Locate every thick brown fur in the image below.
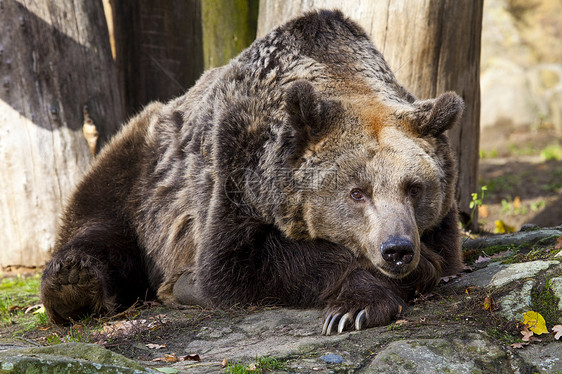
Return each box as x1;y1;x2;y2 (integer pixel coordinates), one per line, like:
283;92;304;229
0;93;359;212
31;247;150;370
41;9;464;330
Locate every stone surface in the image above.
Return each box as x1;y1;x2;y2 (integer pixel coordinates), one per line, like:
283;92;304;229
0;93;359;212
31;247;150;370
1;229;561;373
480;0;562;136
498;280;534;321
0;343;158;373
362;335;523;374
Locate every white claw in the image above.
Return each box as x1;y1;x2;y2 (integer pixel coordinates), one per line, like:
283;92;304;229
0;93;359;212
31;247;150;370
337;312;352;333
322;313;332;335
326;313;341;336
355;309;367;330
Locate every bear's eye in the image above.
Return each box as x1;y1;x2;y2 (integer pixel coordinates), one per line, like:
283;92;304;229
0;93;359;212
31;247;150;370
407;184;422;199
350;188;366;201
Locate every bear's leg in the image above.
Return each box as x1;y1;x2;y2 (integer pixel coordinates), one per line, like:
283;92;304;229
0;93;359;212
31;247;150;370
41;226;150;324
196;224;408;333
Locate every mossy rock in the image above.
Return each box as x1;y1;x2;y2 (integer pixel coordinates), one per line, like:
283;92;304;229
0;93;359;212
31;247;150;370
0;342;157;374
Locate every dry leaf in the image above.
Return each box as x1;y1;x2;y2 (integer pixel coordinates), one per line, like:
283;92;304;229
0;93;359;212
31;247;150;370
475;256;491;264
465;286;477;295
510;342;529;349
521;326;534;342
248;363;257;371
395;319;409;325
221;358;228;367
553;325;562;340
555;236;562;250
146;343;166;349
483;296;492;310
494;220;515;234
179;354;200;362
513;196;521;209
523;311;549;335
152;353;179;363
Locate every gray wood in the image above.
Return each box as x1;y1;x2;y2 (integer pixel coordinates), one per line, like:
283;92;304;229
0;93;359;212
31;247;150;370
0;0;123;267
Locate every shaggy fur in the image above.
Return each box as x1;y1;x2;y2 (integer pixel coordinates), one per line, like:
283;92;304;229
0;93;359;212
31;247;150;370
41;9;464;330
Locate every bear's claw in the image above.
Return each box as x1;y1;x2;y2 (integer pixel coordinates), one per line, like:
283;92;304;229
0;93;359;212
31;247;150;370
322;309;367;335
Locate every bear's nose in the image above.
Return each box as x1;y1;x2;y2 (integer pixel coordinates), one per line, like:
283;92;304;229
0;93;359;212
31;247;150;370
380;237;414;266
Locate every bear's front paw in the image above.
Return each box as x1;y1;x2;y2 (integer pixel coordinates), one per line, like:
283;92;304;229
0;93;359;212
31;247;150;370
322;300;403;335
321;270;406;335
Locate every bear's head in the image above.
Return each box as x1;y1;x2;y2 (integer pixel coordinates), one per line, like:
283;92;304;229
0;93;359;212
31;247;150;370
279;80;463;279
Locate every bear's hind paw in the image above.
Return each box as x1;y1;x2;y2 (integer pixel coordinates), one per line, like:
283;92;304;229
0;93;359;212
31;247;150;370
41;253;110;324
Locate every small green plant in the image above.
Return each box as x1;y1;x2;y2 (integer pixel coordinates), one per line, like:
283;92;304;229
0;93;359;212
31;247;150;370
540;144;562;161
530;200;546;212
468;185;487;226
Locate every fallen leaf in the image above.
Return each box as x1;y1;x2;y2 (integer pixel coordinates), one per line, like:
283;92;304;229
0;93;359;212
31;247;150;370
179;354;201;362
523;311;549;335
553;325;562;340
248;363;257;371
221;358;228;367
25;304;44;314
494;220;515;234
521;326;534;342
491;250;512;259
465;286;477;295
152;353;179;363
510;342;529;349
146;343;166;349
155;368;178;374
555;236;562;250
513;196;521;209
483;296;492;310
395;319;409;325
475;256;491;264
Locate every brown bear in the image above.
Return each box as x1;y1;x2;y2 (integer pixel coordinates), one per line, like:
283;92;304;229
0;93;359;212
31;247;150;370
41;9;464;335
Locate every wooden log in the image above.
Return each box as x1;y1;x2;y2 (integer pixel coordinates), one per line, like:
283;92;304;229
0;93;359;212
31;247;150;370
0;0;123;267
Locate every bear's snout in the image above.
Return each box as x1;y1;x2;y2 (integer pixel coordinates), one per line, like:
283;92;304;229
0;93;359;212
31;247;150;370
380;236;414;266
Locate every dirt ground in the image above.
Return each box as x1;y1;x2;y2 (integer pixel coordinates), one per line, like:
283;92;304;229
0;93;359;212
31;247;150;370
477;124;562;233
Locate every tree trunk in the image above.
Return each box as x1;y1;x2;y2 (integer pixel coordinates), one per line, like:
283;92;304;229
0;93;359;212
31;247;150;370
107;0;258;118
0;0;123;267
107;0;205;117
201;0;259;69
258;0;483;230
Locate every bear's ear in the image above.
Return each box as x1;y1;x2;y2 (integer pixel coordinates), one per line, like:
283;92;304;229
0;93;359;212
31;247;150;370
406;92;464;137
284;80;323;165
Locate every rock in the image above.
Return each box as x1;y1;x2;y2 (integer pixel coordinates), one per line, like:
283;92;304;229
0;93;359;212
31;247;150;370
516;343;562;373
320;354;345;364
462;227;562;251
480;59;538;130
489;260;559;288
361;335;527;374
498;280;534;321
0;343;158;373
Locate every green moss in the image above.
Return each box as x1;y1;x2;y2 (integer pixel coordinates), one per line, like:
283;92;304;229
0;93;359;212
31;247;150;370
530;279;561;326
201;0;259;69
226;356;288;373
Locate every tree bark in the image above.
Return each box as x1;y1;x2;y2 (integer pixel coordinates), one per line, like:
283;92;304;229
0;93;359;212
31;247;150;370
107;0;258;118
0;0;123;267
201;0;259;69
258;0;483;230
107;0;204;117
